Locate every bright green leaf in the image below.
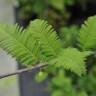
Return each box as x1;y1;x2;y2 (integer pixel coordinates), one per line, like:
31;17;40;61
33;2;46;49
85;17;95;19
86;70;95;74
78;16;96;50
52;48;92;76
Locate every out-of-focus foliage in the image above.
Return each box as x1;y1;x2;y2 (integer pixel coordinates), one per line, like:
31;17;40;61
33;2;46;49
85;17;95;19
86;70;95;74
49;70;76;96
16;0;88;29
17;0;75;19
78;64;96;96
17;0;47;19
59;25;79;47
0;15;96;96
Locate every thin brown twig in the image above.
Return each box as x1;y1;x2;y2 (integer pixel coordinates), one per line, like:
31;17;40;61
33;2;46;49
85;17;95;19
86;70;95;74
0;63;47;79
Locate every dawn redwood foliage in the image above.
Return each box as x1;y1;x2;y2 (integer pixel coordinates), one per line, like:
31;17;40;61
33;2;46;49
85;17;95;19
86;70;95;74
0;16;96;96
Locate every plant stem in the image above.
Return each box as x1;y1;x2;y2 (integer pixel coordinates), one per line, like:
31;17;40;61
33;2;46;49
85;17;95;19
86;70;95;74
0;63;47;79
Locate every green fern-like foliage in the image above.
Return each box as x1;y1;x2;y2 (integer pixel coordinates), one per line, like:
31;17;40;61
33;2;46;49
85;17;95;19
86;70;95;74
0;16;96;96
0;19;92;76
0;24;42;66
27;19;62;60
78;16;96;50
50;48;91;76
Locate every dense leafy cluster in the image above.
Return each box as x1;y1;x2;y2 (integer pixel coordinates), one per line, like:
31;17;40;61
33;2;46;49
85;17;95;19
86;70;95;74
59;25;79;47
17;0;76;18
0;15;96;95
17;0;88;29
